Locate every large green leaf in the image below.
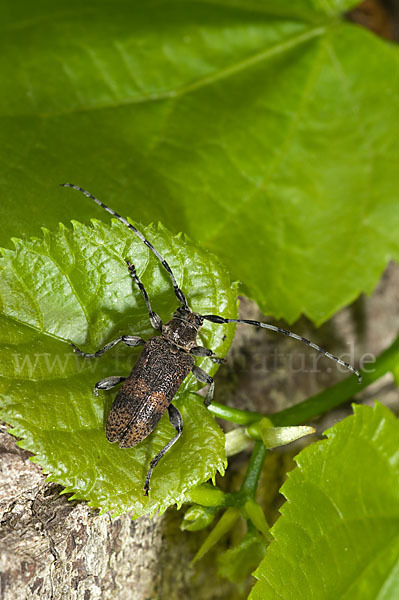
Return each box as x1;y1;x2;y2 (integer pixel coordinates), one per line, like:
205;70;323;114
0;219;237;517
1;1;398;324
250;403;399;599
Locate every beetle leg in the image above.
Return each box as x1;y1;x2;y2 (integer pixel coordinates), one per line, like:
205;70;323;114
190;346;226;364
192;366;214;407
93;375;127;397
144;403;183;496
71;335;145;358
126;260;163;331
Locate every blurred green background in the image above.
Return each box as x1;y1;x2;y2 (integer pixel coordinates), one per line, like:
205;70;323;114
1;0;398;323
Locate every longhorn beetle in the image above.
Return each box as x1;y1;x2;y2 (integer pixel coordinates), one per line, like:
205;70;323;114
61;184;361;496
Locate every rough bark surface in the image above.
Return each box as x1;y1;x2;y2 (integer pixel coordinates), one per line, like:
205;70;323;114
0;263;398;600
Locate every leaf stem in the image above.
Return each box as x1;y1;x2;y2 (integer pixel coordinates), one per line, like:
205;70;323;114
240;440;268;499
208;402;262;424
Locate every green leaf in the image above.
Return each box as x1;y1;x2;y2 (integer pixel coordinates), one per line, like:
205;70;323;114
0;219;237;517
250;403;399;600
243;498;271;540
183;482;229;508
392;361;399;389
191;506;241;564
218;528;268;584
247;417;316;447
180;504;218;531
1;1;398;324
225;426;253;456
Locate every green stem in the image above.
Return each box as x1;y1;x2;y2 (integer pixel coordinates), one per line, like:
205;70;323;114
207;402;262;424
240;440;268;499
270;336;399;426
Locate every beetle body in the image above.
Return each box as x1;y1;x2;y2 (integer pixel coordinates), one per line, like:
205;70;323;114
106;314;198;447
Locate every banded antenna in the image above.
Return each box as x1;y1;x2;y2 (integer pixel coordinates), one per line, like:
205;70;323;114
201;314;362;382
60;183;188;309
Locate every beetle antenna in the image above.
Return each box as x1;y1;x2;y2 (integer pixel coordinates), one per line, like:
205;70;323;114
201;314;362;382
60;183;188;309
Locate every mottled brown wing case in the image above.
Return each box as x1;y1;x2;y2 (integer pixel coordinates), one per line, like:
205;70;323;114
106;336;194;447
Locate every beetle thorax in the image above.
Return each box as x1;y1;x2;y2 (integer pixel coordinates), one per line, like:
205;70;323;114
161;309;203;351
